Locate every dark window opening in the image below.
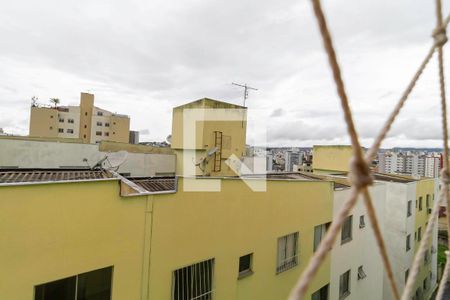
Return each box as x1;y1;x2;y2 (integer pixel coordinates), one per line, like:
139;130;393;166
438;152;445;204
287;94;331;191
238;253;253;278
34;266;112;300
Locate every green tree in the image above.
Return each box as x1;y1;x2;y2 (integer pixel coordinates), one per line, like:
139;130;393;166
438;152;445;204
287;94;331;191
50;98;60;108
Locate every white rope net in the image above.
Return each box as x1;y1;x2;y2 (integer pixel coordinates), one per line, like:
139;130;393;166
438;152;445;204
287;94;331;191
288;1;450;299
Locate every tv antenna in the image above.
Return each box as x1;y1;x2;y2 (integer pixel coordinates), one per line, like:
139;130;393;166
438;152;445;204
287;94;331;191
232;82;258;106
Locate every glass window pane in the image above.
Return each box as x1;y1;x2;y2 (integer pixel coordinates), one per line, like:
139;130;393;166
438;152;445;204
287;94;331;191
35;276;76;300
77;267;113;300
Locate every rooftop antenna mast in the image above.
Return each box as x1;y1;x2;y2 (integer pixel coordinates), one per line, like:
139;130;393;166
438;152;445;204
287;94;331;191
232;82;258;107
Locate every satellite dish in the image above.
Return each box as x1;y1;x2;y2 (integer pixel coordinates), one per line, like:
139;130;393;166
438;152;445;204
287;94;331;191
166;134;172;144
104;151;128;169
192;147;220;174
207;147;219;157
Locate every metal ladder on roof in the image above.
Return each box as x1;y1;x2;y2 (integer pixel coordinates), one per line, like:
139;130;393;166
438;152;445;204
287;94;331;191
213;131;222;172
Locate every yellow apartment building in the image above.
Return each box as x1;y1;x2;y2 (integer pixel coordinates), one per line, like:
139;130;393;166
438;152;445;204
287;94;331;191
29;93;130;144
171;98;247;177
0;171;334;300
1;98;335;300
312;145;354;174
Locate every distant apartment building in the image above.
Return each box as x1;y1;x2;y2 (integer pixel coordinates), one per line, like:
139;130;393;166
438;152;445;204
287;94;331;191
29;93;130;144
284;151;300;172
378;151;441;178
128;130;140;144
312;146;438;300
425;155;441;178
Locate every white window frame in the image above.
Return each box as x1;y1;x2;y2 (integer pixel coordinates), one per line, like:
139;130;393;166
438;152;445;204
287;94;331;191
276;232;299;274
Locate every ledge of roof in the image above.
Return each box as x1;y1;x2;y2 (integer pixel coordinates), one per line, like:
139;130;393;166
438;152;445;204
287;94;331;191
99;140;174;155
114;172;177;196
173;98;246;110
0;135;84;144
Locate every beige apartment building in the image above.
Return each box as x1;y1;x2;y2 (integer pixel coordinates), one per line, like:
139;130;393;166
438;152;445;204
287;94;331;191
29;93;130;144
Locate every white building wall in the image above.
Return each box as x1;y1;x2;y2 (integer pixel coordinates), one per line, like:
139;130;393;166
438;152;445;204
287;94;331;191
0;139;175;177
330;184;385;300
382;182;416;300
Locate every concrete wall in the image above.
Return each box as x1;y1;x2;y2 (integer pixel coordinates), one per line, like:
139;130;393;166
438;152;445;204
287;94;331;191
0;138;175;177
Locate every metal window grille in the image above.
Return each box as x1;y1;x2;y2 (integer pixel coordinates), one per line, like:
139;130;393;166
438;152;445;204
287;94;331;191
276;232;299;273
172;258;214;300
238;253;252;274
357;266;367;280
359;215;365;229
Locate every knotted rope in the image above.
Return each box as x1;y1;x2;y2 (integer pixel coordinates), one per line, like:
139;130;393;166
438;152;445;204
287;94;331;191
289;1;399;299
289;0;450;299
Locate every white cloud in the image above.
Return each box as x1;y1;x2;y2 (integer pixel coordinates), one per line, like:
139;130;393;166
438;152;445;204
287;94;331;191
0;0;448;147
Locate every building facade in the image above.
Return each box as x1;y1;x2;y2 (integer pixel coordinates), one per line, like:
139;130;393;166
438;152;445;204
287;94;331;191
2;98;440;300
29;93;130;144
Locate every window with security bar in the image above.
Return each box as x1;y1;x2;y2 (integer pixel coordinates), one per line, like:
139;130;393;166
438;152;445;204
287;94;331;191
172;258;214;300
276;232;299;274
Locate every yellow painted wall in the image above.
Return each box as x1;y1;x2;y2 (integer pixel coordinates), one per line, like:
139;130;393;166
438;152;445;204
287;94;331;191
0;175;333;300
171;98;247;176
79;92;94;143
29;107;58;138
312;145;354;174
110;115;130;143
413;178;435;298
0;180;148;300
146;177;332;300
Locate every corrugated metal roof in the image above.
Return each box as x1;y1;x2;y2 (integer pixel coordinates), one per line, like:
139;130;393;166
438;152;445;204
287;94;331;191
129;177;176;192
0;169;113;184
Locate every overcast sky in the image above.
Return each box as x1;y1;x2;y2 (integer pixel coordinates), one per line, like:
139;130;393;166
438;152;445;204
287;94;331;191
0;0;449;148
